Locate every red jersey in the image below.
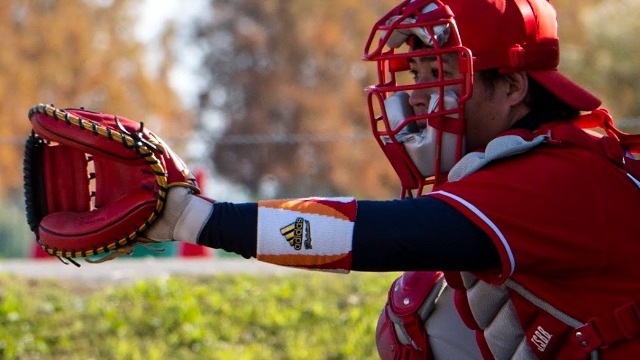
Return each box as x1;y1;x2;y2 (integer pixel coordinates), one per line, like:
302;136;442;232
429;121;640;358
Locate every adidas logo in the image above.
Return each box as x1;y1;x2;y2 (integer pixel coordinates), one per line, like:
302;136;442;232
280;217;312;250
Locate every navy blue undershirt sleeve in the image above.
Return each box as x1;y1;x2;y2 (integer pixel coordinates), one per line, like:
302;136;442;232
198;202;258;259
351;197;501;271
198;196;500;271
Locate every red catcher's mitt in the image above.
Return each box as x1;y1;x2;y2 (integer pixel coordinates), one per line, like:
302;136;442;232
23;104;199;265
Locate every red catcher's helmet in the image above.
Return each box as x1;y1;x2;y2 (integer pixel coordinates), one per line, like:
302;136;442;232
363;0;472;198
363;0;601;199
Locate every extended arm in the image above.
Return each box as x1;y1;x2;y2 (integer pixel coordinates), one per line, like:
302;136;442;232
198;196;500;272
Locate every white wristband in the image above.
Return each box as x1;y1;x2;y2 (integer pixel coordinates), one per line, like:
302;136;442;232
174;195;214;244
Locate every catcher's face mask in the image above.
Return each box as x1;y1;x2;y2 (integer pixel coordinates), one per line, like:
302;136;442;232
363;0;472;198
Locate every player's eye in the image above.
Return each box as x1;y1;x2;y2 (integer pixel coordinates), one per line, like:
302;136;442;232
409;69;420;82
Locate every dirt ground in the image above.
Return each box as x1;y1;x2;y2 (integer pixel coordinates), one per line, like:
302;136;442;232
0;257;302;284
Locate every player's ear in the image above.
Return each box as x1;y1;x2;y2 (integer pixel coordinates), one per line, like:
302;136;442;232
504;71;528;106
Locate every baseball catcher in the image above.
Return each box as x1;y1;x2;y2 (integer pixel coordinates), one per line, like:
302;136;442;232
23;104;200;266
22;0;640;358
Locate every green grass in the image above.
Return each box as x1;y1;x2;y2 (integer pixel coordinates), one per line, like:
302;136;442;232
0;271;401;360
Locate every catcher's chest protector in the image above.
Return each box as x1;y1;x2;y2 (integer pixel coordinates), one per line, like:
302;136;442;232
443;112;640;359
445;271;597;360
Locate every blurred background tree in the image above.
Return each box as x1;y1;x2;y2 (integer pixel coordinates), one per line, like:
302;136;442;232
194;0;398;199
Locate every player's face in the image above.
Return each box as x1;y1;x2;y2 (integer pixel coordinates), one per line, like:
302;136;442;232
407;53;517;152
407;53;458;128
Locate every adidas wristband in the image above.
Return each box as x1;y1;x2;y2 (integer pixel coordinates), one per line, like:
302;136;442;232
256;197;357;272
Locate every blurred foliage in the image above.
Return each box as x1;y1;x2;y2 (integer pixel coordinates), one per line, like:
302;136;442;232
555;0;640;129
0;271;400;359
194;0;400;199
0;0;190;200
